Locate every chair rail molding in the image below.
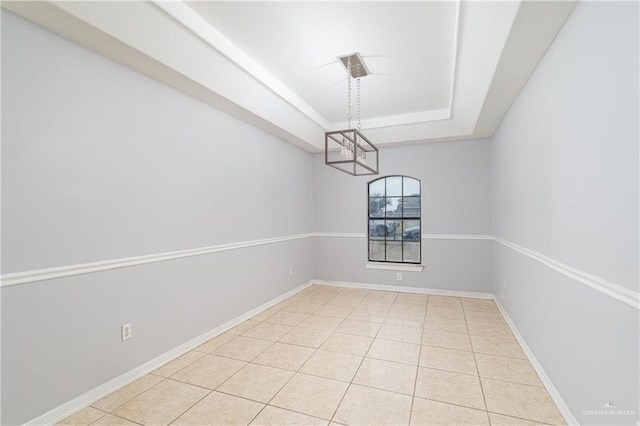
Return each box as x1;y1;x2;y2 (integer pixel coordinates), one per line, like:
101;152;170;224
493;237;639;310
2;233;637;312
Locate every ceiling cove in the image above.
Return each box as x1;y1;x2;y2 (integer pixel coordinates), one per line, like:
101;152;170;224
3;1;577;152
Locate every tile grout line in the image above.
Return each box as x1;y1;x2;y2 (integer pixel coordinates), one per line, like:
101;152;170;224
327;291;396;424
170;321;280;393
166;388;213;426
191;370;515;416
166;318;280;425
150;349;208;378
484;409;559;426
89;376;159;413
83;407;109;426
87;408;146;426
408;294;429;426
245;286;355;424
463;304;561;423
463;302;492;425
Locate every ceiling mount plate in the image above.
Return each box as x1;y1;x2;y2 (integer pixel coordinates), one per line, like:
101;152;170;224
338;52;369;78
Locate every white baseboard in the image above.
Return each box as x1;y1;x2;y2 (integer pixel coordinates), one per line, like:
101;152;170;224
494;298;578;425
26;279;576;426
311;279;494;299
26;281;313;426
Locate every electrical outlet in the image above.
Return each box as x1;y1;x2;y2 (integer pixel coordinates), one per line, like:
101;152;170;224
289;266;294;275
121;323;132;341
396;272;403;281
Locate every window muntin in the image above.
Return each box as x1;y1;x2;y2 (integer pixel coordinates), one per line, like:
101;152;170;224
368;176;421;264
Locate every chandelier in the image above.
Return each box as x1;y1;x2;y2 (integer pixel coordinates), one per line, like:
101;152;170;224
325;53;379;176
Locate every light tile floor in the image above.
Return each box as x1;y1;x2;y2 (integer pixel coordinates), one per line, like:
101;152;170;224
58;285;566;426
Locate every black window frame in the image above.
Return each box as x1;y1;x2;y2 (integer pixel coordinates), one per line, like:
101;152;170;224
367;175;421;264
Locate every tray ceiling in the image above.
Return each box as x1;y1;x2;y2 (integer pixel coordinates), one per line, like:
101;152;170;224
187;1;457;124
3;0;577;152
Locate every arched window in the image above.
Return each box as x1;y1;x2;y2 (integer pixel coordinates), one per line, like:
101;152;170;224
368;176;421;264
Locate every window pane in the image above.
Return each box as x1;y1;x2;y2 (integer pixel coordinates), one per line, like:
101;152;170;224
369;220;387;239
403;177;420;196
386;220;401;240
402;220;420;241
369;240;385;261
369;198;385;217
386;176;402;196
403;242;420;263
401;196;420;218
386;197;402;217
386;241;402;262
369;179;385;197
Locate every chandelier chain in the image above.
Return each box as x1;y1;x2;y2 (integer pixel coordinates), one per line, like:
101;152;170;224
357;77;362;130
347;58;352;130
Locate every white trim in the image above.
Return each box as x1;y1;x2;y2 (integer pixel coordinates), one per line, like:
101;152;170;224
3;232;637;311
494;298;578;425
365;262;424;272
332;108;451;131
152;1;331;130
311;232;366;238
0;233;488;288
25;281;313;426
311;232;494;240
156;2;461;133
422;234;494;240
1;233;312;288
448;0;461;113
311;279;494;299
494;237;640;310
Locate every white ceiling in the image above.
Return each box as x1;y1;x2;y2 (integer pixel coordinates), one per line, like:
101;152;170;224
186;1;457;124
4;0;577;152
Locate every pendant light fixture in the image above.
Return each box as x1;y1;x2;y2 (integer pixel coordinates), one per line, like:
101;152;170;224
325;52;379;176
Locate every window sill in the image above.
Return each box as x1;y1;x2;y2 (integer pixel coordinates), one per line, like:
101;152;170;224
365;262;424;272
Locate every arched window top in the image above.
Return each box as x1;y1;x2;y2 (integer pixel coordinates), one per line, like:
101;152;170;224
368;176;421;264
369;175;420;199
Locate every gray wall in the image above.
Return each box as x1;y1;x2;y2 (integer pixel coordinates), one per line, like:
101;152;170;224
491;1;639;424
1;11;314;424
313;140;493;293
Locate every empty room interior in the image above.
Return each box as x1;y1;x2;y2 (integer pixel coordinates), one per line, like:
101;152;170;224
1;1;638;425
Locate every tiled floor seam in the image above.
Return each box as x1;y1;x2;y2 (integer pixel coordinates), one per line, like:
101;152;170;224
416;365;478;377
249;288;352;424
90;377;169;414
468;333;517;341
248;404;330;426
463;302;490;424
327;298;388;424
413;395;489;414
92;412;145;426
198;388;268;408
408;294;429;426
166;388;213;426
206;340;277;364
485;410;558;426
471;349;529;360
84;408;109;426
413;395;488;421
162;376;221;393
480;376;546;389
